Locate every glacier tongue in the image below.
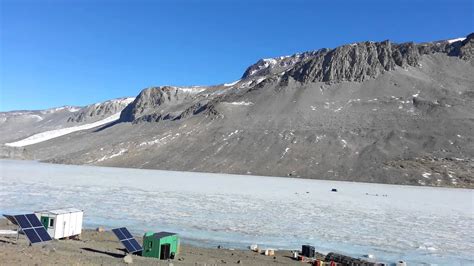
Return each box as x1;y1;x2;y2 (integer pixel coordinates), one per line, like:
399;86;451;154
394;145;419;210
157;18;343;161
5;113;121;147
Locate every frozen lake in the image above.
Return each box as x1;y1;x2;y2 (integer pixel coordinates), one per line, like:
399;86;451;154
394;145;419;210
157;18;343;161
0;160;472;265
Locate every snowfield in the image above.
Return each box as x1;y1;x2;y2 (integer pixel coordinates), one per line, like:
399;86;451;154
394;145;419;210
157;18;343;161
0;160;472;265
223;80;240;86
5;113;121;147
447;37;466;44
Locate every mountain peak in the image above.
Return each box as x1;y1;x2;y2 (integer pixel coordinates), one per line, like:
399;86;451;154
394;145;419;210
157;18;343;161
241;33;473;84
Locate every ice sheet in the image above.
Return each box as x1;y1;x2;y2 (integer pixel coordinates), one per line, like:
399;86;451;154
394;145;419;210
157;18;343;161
0;160;472;265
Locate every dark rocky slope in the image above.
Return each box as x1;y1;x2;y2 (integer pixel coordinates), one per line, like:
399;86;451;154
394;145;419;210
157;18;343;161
1;34;473;188
67;98;134;123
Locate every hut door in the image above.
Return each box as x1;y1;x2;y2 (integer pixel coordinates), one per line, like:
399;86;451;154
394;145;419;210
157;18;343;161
40;217;49;229
160;244;171;260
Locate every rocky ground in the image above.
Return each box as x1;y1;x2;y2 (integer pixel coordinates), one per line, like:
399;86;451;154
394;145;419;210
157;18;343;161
0;219;320;266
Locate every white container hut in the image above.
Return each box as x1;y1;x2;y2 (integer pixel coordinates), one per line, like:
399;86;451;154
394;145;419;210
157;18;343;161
34;208;83;239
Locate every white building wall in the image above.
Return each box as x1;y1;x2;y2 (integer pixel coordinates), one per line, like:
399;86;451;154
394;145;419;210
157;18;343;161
75;212;83;235
54;214;64;239
35;209;83;239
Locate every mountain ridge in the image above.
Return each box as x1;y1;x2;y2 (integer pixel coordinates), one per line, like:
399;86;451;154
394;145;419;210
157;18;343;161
1;33;473;188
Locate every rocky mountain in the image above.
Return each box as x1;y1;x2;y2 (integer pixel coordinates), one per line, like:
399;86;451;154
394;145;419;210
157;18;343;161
1;33;473;188
0;98;133;146
67;97;134;123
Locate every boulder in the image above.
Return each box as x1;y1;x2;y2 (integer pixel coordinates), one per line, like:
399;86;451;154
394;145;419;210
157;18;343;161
123;254;133;264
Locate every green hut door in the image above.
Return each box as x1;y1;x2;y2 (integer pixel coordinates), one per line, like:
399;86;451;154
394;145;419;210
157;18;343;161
160;244;171;259
40;217;49;229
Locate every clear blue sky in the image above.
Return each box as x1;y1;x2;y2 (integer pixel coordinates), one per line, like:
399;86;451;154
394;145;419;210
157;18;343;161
1;0;472;111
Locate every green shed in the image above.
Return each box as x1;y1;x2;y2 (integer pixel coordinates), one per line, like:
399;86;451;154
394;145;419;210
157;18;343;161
142;231;179;260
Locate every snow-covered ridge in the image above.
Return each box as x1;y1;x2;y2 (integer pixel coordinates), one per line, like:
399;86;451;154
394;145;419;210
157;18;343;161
224;80;241;87
176;87;206;94
447;37;466;44
243;52;312;79
152;86;207;94
94;97;135;106
5;112;122;147
41;106;81;114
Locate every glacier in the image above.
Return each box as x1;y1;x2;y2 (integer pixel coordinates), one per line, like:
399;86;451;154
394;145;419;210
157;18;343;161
4;113;122;147
0;159;472;265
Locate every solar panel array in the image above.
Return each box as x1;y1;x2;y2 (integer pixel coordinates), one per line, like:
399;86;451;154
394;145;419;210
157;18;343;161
3;214;18;226
112;227;143;254
13;214;52;244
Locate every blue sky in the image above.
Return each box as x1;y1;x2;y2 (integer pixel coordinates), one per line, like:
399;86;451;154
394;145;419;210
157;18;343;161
1;0;472;111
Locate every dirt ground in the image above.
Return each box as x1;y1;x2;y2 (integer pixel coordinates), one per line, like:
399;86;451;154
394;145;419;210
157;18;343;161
0;219;322;265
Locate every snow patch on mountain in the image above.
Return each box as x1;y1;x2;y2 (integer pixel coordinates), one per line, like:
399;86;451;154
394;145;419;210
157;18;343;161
226;101;254;106
5;113;121;147
176;87;206;94
40;106;81;114
224;80;240;87
28;115;44;121
97;148;128;162
447;37;466;44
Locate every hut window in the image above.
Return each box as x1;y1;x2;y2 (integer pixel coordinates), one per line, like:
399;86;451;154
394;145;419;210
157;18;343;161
49;218;54;227
149;242;152;248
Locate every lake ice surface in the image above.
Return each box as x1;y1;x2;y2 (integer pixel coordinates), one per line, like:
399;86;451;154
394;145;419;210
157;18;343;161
0;160;472;265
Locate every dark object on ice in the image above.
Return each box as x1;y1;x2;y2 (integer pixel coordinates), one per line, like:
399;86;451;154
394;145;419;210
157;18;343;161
302;245;315;258
331;188;338;192
325;252;374;265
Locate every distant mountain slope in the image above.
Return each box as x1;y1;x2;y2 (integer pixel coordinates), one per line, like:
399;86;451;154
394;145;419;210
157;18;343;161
0;98;134;145
1;34;473;188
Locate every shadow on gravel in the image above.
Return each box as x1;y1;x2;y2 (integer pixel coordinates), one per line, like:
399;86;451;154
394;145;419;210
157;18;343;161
92;121;121;133
81;247;124;258
0;239;16;245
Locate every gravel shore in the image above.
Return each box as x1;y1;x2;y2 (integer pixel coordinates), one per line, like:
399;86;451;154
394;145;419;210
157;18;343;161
0;219;310;265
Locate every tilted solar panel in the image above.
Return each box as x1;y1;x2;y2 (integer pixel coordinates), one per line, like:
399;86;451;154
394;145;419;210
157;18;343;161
35;227;52;241
2;214;19;226
26;214;43;227
112;228;126;240
23;228;42;243
122;240;135;252
112;227;143;254
129;239;142;251
9;214;52;244
121;228;134;239
15;215;31;228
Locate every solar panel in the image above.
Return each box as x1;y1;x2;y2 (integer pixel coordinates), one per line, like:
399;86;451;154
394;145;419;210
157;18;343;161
121;228;134;239
36;227;52;241
112;227;143;254
23;228;41;243
112;228;126;240
3;214;19;226
15;215;31;228
129;239;142;250
8;214;52;244
26;214;43;227
122;240;135;252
